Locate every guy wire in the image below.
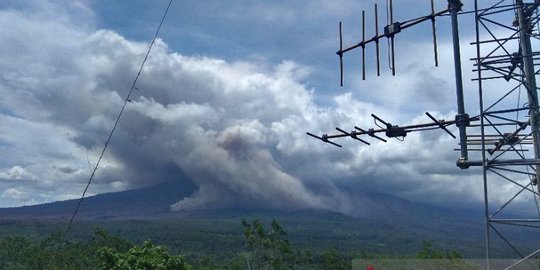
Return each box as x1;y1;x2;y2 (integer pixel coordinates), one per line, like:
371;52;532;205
48;0;174;266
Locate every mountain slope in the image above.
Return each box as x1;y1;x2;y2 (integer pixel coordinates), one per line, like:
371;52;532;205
0;180;507;257
0;177;482;227
0;179;195;219
2;180;538;258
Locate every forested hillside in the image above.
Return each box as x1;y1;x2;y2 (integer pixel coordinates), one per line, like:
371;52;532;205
0;219;477;270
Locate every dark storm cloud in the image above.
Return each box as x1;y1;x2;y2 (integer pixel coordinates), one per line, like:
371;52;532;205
0;0;509;212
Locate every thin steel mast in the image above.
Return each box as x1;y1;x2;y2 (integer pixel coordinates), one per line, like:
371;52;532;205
450;0;471;169
517;0;540;191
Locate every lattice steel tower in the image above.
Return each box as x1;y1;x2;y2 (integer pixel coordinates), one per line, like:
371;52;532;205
472;0;540;268
308;0;540;268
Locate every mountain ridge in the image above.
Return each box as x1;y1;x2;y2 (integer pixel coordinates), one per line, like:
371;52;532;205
0;179;506;257
0;179;195;220
0;178;483;225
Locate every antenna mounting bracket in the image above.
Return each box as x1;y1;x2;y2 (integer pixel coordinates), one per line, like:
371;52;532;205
386;125;407;138
384;22;402;37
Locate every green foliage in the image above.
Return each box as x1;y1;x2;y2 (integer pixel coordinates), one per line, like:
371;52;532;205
190;256;217;270
0;214;493;259
0;228;191;270
0;235;46;269
219;256;246;270
43;233;97;269
0;220;477;270
409;241;479;270
48;228;136;269
99;240;190;270
320;247;349;270
92;227;133;253
416;240;462;260
242;219;294;270
0;232;101;270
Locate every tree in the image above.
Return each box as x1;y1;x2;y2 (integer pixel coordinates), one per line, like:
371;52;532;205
414;241;477;270
241;219;294;270
92;227;133;253
416;241;463;260
0;236;46;269
0;228;192;270
416;241;444;259
320;247;349;270
99;240;191;270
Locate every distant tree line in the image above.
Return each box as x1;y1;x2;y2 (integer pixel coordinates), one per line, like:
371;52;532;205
0;219;470;270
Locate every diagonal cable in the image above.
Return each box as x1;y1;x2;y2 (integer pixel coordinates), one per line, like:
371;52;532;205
49;0;174;265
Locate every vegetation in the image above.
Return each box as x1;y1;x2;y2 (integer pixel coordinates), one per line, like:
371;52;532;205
0;218;473;269
99;241;190;270
241;219;294;269
0;214;485;257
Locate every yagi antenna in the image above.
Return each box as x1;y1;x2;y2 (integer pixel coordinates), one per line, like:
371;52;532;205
338;0;447;85
314;0;540;266
307;112;475;147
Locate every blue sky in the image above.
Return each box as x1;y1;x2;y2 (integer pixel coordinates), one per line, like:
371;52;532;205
0;0;533;216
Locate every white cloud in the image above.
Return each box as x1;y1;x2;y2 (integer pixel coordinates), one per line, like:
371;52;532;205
0;166;35;181
1;0;535;216
0;187;39;206
1;188;28;200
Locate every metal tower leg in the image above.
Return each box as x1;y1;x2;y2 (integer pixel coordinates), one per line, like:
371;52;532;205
517;0;540;192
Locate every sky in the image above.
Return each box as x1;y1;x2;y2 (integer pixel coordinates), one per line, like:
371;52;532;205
0;0;536;216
